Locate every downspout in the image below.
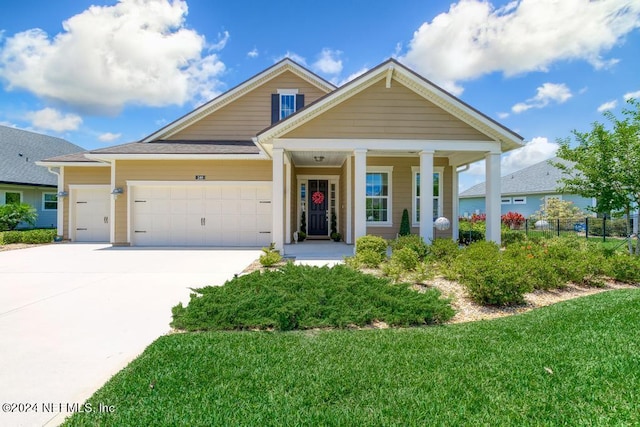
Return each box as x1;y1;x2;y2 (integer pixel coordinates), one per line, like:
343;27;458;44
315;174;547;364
47;166;64;239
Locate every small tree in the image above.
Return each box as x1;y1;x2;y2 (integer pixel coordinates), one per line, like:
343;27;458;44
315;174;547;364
300;211;307;234
0;203;37;231
399;208;411;236
534;199;584;221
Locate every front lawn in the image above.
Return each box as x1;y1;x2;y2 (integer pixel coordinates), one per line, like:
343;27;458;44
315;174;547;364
64;290;640;426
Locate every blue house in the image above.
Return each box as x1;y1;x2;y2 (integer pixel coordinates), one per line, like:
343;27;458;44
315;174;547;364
459;157;595;218
0;125;84;229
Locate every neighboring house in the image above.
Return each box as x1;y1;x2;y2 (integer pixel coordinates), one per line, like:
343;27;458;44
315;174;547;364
38;58;523;250
0;125;85;229
459;157;596;218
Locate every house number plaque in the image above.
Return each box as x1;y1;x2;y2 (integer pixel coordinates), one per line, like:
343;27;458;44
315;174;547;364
195;175;206;180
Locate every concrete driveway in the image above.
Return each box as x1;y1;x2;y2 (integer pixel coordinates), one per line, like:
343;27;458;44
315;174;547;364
0;244;260;427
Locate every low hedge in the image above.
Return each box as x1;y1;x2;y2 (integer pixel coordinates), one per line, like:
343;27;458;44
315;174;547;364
0;229;56;245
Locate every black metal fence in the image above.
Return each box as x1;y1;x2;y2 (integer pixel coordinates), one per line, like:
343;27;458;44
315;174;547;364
520;215;638;241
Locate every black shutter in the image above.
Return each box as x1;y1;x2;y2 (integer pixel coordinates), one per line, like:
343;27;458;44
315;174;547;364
271;94;279;124
296;94;304;111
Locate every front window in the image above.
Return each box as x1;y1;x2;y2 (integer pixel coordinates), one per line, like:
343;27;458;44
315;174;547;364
412;167;443;225
43;193;58;210
366;167;393;225
4;192;21;205
280;94;296;119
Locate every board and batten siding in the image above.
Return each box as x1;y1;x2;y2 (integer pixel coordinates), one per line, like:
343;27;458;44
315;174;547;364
62;166;110;240
169;71;329;141
365;157;452;240
113;160;272;244
284;79;490;141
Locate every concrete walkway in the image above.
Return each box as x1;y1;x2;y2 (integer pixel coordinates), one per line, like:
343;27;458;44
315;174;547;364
284;241;354;267
0;244;260;427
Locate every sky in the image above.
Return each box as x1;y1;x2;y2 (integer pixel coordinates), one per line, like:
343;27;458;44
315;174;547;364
0;0;639;191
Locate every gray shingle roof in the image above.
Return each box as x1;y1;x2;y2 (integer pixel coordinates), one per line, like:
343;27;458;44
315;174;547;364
459;157;574;198
90;140;261;155
0;125;85;186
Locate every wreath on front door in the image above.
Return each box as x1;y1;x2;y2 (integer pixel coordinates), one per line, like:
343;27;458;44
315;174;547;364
311;191;325;205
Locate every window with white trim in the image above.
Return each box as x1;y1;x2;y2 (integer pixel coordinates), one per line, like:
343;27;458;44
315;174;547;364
3;191;22;205
43;192;58;211
366;167;393;225
513;197;527;205
280;94;296;119
501;197;512;205
412;167;443;226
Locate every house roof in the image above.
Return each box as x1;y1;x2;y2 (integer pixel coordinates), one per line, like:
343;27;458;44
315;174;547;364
459;157;574;198
142;58;336;142
0;125;85;186
256;58;524;153
88;140;260;155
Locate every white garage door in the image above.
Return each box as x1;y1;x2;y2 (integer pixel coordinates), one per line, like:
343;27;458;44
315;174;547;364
131;184;272;247
73;187;110;242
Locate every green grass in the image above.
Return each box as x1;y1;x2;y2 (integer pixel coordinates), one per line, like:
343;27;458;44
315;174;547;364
64;289;640;426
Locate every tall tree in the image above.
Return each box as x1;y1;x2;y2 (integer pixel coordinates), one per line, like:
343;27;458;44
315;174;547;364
553;99;640;254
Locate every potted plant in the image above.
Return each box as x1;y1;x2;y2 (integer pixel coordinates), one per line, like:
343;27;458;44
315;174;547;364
297;231;306;242
331;232;341;242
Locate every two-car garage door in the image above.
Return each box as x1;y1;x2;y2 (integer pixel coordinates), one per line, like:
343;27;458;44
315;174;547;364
130;183;272;247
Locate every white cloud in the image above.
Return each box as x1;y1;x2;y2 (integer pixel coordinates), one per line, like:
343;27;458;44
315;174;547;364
247;48;258;58
623;90;640;100
399;0;640;95
497;112;509;119
465;136;559;177
98;132;121;142
25;107;82;131
0;0;226;114
313;48;343;75
597;100;617;112
275;51;307;66
512;83;572;114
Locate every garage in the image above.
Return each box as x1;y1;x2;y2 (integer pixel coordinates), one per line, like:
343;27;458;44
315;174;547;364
71;186;110;242
130;182;272;247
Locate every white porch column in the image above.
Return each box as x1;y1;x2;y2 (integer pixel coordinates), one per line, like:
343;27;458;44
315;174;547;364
485;152;501;245
56;167;64;238
451;165;459;242
272;148;285;251
420;151;434;243
346;155;353;244
284;155;292;244
354;149;367;244
110;160;116;244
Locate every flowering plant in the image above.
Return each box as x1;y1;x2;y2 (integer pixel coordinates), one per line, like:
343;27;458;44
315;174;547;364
501;211;525;229
311;191;325;205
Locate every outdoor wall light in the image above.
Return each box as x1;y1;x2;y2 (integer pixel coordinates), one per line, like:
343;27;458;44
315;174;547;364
111;187;124;195
313;156;325;162
57;191;69;198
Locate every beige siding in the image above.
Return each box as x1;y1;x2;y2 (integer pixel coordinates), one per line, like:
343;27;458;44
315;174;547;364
62;166;110;240
365;157;452;240
170;71;329;141
285;79;490;141
113;160;272;244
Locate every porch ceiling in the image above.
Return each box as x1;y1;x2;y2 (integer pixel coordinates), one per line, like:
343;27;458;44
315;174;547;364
290;151;349;167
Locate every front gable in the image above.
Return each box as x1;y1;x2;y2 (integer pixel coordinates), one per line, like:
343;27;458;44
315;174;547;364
169;70;330;141
283;78;490;141
144;59;335;143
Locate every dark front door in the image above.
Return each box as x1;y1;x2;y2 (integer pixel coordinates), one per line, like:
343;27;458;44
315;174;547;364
308;180;328;236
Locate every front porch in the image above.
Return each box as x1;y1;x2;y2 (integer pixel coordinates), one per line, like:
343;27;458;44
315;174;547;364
284;240;354;265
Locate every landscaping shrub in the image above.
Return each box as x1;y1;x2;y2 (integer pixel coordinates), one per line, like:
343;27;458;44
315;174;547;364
427;238;460;265
259;243;282;267
389;234;429;260
355;235;388;256
399;208;411;236
501;230;526;246
454;241;533;306
20;229;56;244
458;229;484;245
353;249;385;268
171;264;454;331
606;254;640;283
390;247;419;271
347;235;388;268
0;231;22;244
0;203;37;231
501;211;525;229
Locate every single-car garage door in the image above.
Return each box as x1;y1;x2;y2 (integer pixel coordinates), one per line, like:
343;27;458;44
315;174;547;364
131;183;272;247
72;187;110;242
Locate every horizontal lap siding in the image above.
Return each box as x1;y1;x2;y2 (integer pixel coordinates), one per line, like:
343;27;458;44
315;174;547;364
170;71;328;141
114;160;272;244
62;167;111;240
285;79;490;141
